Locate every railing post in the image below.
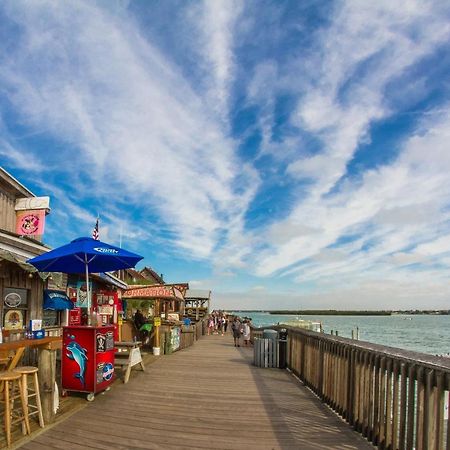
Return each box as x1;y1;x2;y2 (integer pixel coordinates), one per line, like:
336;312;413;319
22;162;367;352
406;365;416;450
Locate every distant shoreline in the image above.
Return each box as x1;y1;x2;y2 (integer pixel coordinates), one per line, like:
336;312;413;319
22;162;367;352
231;310;450;316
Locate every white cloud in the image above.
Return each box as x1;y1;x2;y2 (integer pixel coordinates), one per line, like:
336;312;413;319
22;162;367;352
0;0;253;259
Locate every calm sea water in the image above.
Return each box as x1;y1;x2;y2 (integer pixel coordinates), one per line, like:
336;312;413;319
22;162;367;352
234;312;450;356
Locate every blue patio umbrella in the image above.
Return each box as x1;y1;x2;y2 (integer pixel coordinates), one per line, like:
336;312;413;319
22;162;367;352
28;237;143;319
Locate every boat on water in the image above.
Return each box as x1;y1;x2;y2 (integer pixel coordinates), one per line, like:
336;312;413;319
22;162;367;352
278;318;322;333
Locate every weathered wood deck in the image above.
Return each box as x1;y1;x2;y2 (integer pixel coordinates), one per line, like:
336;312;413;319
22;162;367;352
18;335;373;449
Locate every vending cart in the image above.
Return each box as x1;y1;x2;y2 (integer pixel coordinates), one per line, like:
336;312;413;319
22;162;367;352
62;325;115;401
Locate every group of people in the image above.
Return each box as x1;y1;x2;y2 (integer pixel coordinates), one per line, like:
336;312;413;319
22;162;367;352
231;317;251;347
206;313;252;347
207;311;228;336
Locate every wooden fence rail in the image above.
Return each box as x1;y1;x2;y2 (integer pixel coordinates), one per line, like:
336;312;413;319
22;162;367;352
251;325;450;450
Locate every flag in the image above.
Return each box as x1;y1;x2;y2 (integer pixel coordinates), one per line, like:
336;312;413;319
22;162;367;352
92;218;99;240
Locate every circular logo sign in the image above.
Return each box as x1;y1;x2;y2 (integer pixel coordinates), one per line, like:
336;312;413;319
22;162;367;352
4;292;22;308
102;363;114;381
19;213;40;235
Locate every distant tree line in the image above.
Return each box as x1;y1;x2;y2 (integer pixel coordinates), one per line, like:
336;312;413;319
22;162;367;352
268;310;392;316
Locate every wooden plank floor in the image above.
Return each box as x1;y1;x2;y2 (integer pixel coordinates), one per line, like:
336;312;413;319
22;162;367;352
18;335;373;450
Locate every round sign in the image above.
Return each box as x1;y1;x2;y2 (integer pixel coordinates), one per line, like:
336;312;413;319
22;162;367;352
102;363;114;381
19;213;41;235
4;292;22;308
108;298;114;306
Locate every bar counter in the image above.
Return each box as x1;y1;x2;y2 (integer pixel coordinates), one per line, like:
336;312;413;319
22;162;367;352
0;336;62;424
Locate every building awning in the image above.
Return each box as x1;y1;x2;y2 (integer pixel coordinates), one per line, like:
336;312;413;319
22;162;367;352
43;290;74;310
97;272;128;290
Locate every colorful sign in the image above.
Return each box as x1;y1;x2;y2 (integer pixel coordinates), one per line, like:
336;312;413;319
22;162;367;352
153;317;161;327
69;308;81;325
16;209;46;236
4;310;23;330
171;327;181;351
75;281;92;308
123;284;184;300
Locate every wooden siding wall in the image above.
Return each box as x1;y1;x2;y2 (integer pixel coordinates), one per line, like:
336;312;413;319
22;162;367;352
0;191;16;233
0;260;45;322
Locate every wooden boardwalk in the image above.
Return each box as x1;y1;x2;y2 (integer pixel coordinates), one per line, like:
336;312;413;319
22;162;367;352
18;335;373;450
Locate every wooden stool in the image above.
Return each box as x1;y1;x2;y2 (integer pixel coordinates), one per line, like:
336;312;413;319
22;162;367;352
0;371;30;447
13;367;44;429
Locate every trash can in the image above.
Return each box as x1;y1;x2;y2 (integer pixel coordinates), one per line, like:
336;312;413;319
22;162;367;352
263;329;278;340
254;330;278;368
278;328;288;369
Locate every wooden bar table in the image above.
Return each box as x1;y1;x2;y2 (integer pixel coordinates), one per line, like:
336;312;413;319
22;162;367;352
0;336;62;424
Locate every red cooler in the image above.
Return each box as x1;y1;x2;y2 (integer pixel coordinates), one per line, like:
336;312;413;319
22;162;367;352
62;325;115;401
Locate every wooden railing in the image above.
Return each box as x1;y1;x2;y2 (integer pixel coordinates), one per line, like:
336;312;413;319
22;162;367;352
252;325;450;450
179;326;195;349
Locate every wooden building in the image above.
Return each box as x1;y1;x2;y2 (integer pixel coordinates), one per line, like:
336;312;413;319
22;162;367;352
0;167;52;336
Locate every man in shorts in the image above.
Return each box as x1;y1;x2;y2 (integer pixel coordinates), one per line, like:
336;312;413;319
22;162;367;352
231;317;242;347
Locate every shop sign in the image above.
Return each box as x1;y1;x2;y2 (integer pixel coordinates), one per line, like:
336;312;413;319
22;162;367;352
69;308;81;325
16;209;46;236
123;286;174;299
98;306;113;315
4;310;23;330
130;347;142;366
96;333;106;352
171;327;181;351
3;288;28;308
105;331;114;351
75;281;92;308
153;317;161;327
96;363;105;384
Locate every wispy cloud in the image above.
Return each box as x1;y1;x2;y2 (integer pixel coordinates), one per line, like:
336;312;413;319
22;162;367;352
1;0;450;308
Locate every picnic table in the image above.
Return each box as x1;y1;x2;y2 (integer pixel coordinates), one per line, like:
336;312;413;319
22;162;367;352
114;341;145;383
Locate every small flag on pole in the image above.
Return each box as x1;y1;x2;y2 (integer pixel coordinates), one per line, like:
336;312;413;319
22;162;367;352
92;218;99;240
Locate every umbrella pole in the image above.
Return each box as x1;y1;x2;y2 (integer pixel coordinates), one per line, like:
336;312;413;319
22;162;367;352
85;258;91;326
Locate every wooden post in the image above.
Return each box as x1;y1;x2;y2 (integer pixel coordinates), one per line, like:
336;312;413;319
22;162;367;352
38;347;57;424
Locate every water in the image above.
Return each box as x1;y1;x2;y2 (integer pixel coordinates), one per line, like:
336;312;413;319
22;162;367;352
235;312;450;356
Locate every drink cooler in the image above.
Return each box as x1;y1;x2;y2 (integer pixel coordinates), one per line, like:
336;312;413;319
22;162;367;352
62;325;115;401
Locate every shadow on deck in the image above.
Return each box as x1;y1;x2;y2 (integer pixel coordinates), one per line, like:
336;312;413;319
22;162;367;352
17;335;373;450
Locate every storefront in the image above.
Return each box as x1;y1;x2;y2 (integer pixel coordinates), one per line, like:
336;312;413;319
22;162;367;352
122;284;187;352
66;272;127;341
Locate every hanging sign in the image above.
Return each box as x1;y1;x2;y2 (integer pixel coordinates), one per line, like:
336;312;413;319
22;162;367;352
16;209;46;236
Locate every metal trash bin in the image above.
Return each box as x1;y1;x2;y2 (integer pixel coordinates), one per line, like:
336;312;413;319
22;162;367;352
278;328;288;369
263;329;278;340
254;329;278;368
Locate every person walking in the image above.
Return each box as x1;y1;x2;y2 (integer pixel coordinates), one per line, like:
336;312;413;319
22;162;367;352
242;320;251;346
207;315;214;336
231;317;242;347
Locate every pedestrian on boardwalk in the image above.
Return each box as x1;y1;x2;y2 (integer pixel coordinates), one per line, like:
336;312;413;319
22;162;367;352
242;320;251;346
231;317;242;347
224;316;228;333
207;316;214;336
217;316;223;336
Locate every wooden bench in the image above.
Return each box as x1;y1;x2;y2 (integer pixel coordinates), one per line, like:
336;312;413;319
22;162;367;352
114;341;145;383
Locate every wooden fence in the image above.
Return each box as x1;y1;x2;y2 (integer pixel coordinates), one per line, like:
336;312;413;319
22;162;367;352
252;325;450;450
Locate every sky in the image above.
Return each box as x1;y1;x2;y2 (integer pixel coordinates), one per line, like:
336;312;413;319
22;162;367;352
1;0;450;311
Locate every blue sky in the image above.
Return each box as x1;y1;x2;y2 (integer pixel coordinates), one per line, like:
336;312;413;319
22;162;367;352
1;0;450;310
